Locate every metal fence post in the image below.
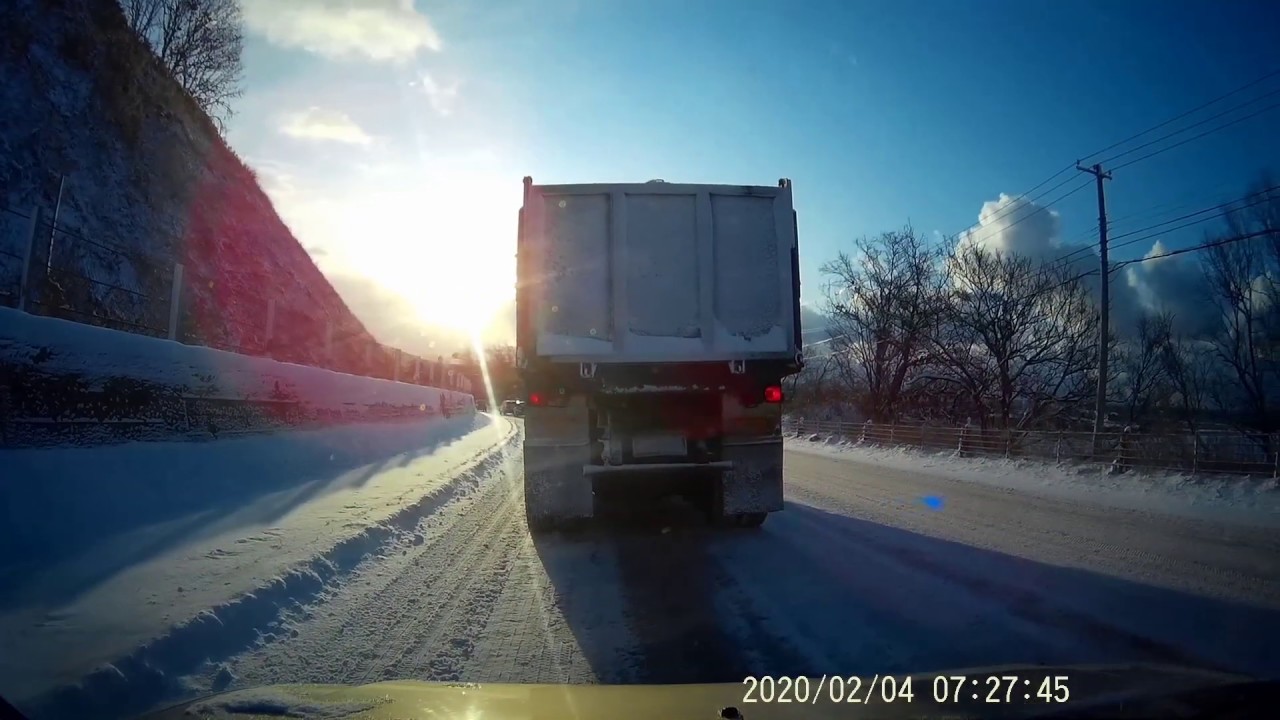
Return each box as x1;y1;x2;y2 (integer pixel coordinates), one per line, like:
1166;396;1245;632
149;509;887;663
45;175;65;279
16;206;42;312
167;262;184;340
18;204;44;311
1264;430;1274;476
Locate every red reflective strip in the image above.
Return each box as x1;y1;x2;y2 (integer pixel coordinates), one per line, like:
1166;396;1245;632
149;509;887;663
763;385;784;403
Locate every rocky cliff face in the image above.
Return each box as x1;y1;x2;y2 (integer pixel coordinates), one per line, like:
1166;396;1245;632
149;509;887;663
0;0;391;373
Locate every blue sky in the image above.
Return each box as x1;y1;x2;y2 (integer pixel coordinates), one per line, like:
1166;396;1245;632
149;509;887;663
225;0;1280;346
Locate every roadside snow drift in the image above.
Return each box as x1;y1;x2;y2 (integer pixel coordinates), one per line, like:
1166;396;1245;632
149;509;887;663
0;307;474;413
787;433;1280;529
0;413;515;718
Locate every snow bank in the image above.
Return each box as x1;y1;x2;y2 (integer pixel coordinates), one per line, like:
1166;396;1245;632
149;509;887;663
1;414;516;717
0;415;492;573
0;307;474;412
787;434;1280;529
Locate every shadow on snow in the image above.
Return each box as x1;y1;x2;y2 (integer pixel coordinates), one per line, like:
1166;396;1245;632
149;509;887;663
0;415;485;610
532;499;1280;684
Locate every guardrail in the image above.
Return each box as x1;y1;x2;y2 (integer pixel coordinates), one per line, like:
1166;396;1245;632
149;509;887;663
783;418;1280;478
2;394;471;449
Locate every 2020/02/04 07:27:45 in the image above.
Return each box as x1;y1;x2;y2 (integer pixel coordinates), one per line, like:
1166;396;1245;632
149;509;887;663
740;674;1071;705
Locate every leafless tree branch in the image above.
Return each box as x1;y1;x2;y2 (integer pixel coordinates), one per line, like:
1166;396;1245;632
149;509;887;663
119;0;244;130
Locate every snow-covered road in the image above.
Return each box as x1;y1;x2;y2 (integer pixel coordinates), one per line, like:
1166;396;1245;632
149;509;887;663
9;425;1280;720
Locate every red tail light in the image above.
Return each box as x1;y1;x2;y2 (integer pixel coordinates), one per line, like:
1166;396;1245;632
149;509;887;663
529;392;545;406
764;385;784;403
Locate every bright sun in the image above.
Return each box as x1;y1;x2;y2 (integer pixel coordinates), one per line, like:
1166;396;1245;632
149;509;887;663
332;170;517;334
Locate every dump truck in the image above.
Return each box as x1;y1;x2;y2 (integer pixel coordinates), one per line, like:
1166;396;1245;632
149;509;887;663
515;177;803;531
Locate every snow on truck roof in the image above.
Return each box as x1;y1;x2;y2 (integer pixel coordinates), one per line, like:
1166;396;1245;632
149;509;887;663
525;179;793;196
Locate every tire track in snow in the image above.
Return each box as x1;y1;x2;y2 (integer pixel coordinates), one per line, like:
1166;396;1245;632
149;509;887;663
364;472;526;683
469;511;640;684
599;503;814;684
217;443;525;690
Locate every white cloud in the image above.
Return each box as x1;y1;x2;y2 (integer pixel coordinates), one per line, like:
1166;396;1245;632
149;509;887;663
1125;241;1219;337
242;0;442;62
956;193;1065;262
279;107;372;145
416;74;460;116
957;193;1217;337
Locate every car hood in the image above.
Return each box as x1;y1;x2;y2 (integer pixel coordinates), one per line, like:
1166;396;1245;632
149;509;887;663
140;663;1254;720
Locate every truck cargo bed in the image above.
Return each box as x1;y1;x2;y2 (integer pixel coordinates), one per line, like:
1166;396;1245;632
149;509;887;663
517;179;802;365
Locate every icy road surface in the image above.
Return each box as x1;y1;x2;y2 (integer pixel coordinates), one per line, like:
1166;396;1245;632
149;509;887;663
11;425;1280;720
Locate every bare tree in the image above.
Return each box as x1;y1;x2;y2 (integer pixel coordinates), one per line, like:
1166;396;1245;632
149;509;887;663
820;227;946;422
120;0;244;128
930;245;1098;429
783;352;838;416
1115;312;1175;425
1158;332;1214;434
1201;179;1280;431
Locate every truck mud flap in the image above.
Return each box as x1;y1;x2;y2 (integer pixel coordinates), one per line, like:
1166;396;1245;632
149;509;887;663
524;445;593;529
523;398;593;529
720;438;784;515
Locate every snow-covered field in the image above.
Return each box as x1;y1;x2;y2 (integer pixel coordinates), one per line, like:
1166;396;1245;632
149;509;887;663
4;423;1278;720
787;432;1280;529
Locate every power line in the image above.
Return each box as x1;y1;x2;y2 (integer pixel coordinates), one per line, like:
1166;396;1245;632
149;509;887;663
1107;185;1280;255
1113;229;1276;270
943;166;1078;243
829;70;1280;347
956;178;1094;249
806;230;1277;354
1102;182;1251;231
1095;86;1280;166
1037;181;1277;265
1113;100;1280;172
1078;67;1280;163
1111;183;1280;242
945;68;1280;257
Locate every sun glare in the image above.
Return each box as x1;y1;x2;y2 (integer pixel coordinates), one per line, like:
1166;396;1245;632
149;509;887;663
331;168;518;334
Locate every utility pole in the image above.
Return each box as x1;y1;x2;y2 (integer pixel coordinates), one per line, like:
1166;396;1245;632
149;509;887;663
1077;162;1112;454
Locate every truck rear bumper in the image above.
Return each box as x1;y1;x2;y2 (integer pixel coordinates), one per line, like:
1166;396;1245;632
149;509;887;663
584;461;734;476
